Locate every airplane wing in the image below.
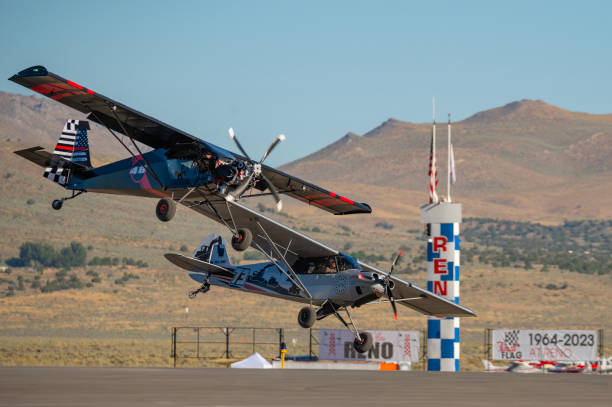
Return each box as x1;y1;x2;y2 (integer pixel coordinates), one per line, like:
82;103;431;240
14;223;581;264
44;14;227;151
10;65;371;216
260;166;372;215
183;195;338;265
358;262;476;317
9;65;235;158
183;196;474;317
164;253;235;278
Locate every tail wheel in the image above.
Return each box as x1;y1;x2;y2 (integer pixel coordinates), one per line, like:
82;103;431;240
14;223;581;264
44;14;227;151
156;198;176;222
52;199;63;210
353;332;373;353
298;306;316;328
231;228;252;251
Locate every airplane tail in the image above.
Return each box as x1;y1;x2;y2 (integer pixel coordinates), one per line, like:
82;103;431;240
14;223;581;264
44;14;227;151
193;233;231;267
44;119;91;185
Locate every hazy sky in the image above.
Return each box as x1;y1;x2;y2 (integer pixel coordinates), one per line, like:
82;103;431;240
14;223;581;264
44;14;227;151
1;1;610;165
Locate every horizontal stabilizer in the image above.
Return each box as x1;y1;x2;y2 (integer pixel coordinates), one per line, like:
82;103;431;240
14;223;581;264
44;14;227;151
15;146;94;176
164;253;234;278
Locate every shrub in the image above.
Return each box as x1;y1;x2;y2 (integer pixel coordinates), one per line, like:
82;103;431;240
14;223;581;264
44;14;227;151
40;274;84;293
375;221;394;230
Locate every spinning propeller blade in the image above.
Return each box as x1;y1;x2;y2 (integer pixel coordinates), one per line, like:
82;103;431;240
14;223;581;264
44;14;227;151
260;134;285;164
228;128;252;161
227;128;285;211
385;250;403;320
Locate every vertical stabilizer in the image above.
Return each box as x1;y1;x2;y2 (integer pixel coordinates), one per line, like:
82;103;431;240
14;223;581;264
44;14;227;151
44;119;91;186
53;119;91;166
193;234;231;267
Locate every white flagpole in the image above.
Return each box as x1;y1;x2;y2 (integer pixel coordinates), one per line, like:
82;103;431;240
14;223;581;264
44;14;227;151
447;113;452;202
432;97;437;203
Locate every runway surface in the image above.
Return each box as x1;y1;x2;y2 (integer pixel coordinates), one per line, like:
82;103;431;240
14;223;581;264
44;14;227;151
1;367;610;407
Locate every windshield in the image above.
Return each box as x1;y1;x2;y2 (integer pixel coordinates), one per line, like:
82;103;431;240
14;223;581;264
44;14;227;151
338;252;361;271
292;254;361;274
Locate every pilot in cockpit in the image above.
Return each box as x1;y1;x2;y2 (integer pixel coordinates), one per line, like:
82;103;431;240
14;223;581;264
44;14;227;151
326;258;337;274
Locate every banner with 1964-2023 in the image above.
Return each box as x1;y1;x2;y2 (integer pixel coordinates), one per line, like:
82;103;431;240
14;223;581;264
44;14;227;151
318;329;420;362
492;329;598;362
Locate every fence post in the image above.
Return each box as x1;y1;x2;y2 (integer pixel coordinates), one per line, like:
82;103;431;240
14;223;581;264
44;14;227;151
599;329;604;360
252;328;256;354
421;329;427;371
278;328;284;358
195;327;199;359
172;327;177;368
225;327;230;359
309;328;313;358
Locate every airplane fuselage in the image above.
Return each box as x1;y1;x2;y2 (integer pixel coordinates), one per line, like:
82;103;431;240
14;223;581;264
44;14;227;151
187;261;384;307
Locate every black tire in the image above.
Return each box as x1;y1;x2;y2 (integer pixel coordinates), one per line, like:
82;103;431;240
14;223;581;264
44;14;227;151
156;198;176;222
353;332;373;353
231;228;252;251
52;199;63;210
297;306;316;328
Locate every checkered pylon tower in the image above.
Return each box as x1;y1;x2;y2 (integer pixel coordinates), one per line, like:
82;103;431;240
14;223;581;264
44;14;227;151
420;202;462;371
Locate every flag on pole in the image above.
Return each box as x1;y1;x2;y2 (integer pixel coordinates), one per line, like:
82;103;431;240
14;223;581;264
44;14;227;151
428;132;439;203
450;143;456;185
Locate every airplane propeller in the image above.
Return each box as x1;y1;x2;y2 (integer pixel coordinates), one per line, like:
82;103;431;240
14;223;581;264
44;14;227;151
384;250;403;320
227;128;285;211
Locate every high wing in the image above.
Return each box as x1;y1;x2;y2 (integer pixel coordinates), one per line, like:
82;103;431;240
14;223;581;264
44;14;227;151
261;166;372;215
183;195;338;265
184;195;474;317
358;262;476;317
9;65;371;216
9;65;234;158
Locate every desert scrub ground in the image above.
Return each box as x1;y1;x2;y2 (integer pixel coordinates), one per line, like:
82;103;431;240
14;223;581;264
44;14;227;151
0;261;610;371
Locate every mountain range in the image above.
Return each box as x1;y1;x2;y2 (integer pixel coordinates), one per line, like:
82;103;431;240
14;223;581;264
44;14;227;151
2;91;611;220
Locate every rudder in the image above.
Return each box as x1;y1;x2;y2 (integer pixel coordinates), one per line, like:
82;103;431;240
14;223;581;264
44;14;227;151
193;234;231;267
44;119;91;186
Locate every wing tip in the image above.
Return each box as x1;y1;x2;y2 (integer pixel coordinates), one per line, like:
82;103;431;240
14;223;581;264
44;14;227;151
10;65;48;81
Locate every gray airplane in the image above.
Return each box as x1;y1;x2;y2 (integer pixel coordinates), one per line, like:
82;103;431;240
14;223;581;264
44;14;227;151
165;200;476;354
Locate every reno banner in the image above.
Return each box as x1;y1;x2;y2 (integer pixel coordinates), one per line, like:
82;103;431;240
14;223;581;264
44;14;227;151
492;329;598;362
318;329;420;362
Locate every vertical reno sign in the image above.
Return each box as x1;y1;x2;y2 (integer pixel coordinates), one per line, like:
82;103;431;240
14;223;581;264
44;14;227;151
318;329;420;362
420;202;462;371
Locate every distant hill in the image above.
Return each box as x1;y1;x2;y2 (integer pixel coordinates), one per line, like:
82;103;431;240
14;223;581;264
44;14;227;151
0;92;131;161
1;91;611;220
281;99;612;220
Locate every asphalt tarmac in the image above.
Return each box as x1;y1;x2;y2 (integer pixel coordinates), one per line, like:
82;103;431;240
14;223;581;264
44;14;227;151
1;367;610;407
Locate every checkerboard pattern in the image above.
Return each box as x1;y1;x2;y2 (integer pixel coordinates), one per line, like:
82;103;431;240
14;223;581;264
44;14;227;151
426;222;461;371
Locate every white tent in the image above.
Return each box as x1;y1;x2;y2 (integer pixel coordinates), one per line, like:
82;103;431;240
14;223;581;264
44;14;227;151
230;352;273;369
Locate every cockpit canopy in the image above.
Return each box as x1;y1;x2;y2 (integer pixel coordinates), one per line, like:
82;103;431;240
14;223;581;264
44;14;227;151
292;253;361;274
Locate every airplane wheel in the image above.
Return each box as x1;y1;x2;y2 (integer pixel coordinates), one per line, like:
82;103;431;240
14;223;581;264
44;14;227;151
353;332;373;354
156;198;176;222
52;199;63;210
297;306;316;328
231;228;252;251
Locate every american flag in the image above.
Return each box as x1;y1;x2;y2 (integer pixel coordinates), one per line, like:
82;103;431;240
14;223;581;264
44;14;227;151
53;120;91;166
428;131;439;203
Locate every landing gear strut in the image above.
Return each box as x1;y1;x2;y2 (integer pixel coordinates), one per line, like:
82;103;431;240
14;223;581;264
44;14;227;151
51;190;86;210
188;280;210;299
327;302;374;354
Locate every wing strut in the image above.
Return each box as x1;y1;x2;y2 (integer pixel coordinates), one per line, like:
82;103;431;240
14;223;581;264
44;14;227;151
253;242;304;293
255;221;312;299
89;110;164;188
108;107;165;189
